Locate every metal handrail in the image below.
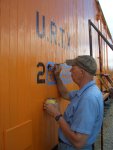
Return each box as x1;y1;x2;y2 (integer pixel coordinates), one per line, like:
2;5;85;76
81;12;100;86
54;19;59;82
88;19;113;150
88;19;113;56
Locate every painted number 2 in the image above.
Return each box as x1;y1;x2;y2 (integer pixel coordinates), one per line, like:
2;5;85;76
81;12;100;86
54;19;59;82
37;62;45;83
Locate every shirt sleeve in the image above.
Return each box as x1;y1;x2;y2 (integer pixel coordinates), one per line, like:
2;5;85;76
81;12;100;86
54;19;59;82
69;90;78;100
70;95;98;135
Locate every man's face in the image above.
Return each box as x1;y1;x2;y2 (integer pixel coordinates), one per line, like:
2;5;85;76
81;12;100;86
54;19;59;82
70;66;84;85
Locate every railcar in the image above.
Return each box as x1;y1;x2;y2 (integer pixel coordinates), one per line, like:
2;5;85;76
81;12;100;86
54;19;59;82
0;0;113;149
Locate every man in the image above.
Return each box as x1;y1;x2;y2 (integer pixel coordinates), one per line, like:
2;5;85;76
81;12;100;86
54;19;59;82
44;55;104;150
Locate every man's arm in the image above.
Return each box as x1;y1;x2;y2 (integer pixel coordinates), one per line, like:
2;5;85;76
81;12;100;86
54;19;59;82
43;103;88;149
58;116;89;149
55;75;70;100
53;64;70;100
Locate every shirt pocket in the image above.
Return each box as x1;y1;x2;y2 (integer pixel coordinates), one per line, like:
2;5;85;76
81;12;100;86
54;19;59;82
64;99;80;125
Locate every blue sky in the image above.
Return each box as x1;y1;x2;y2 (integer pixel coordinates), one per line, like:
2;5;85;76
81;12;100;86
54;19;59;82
99;0;113;39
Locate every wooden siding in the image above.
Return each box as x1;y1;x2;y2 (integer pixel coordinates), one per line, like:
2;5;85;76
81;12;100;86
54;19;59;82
0;0;113;149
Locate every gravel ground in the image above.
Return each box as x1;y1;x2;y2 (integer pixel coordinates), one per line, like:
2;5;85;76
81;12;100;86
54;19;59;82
95;98;113;150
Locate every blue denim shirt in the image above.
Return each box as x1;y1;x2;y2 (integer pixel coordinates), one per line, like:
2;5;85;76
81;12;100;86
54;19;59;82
58;80;104;147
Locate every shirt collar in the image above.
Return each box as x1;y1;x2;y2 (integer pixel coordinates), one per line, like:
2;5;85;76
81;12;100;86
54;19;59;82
76;80;95;97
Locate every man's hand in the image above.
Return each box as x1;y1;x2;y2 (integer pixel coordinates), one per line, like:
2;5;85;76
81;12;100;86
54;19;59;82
53;64;62;78
43;100;60;118
48;64;62;79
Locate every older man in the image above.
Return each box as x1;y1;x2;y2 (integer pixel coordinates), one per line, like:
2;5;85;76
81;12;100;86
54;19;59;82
44;55;104;150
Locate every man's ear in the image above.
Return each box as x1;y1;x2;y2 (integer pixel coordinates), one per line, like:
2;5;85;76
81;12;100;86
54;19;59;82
80;69;85;76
